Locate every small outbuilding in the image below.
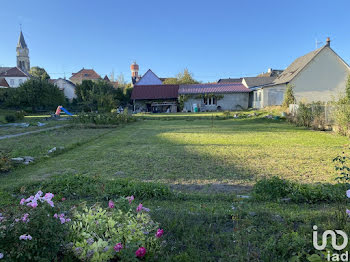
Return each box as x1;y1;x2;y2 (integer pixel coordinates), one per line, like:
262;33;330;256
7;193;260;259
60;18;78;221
179;83;251;112
131;84;179;113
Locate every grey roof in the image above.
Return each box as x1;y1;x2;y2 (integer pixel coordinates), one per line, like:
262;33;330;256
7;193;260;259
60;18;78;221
243;77;276;88
272;46;324;85
17;31;28;49
217;78;242;84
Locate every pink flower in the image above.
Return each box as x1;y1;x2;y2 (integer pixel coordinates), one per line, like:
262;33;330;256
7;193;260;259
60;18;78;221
114;242;123;252
22;213;29;223
44;193;54;201
34;191;43;201
53;213;58;218
155;228;164;238
126;195;134;204
108;200;115;209
19;234;32;240
135;247;146;258
46;200;54;207
61;197;66;201
136;203;143;212
27;201;38;208
20;198;25;205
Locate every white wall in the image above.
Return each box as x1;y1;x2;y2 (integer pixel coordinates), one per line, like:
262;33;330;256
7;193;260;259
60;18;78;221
135;70;162;86
261;47;350;107
5;76;29;88
54;79;77;100
291;47;350;102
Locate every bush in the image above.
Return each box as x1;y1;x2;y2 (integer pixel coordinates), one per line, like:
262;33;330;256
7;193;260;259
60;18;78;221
15;174;172;200
0;151;12;172
0;191;69;261
334;97;350;136
252;176;347;203
14;110;25;120
5;114;16;123
73;112;136;126
69;198;163;261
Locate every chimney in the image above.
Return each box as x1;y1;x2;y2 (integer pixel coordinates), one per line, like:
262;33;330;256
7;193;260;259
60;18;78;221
326;37;331;47
267;68;272;73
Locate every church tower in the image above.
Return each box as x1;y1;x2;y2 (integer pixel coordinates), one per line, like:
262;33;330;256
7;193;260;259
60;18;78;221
16;31;30;72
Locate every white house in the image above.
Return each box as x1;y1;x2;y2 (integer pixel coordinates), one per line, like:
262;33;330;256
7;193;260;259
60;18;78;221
0;67;30;88
50;78;77;100
134;69;163;86
253;38;350;108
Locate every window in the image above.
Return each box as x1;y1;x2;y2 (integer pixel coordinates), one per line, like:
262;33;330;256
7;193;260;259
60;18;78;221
204;97;217;106
19;79;23;85
10;79;14;86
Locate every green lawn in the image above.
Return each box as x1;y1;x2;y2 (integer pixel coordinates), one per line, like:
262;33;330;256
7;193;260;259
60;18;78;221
0;114;349;261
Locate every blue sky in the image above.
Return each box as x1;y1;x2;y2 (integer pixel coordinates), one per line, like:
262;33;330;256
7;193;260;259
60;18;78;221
1;0;349;82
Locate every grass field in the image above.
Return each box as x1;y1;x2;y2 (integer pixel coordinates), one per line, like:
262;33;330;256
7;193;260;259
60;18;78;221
0;113;349;261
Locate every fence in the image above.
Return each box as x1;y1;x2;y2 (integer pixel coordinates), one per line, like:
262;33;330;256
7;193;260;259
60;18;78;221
289;103;337;126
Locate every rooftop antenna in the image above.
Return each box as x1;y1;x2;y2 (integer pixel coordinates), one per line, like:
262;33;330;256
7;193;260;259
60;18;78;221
315;38;323;49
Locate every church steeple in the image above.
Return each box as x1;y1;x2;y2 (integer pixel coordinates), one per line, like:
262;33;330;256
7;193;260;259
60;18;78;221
16;30;30;72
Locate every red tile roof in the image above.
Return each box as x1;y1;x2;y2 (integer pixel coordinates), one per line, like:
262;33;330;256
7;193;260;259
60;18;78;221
0;78;9;88
0;67;29;77
70;68;101;81
131;85;179;100
179;83;251;94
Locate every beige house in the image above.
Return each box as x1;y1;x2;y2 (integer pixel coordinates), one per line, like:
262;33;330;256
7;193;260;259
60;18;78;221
253;38;350;108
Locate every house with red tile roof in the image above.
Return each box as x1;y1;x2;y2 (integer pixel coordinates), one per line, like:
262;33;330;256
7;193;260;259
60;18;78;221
69;68;101;85
0;67;30;88
131;84;179;113
179;83;251;112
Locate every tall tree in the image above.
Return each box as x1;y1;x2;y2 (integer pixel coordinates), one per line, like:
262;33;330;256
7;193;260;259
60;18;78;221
163;69;199;85
29;67;50;80
6;78;64;112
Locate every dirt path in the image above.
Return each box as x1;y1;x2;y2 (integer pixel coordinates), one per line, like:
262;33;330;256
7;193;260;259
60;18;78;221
0;125;67;140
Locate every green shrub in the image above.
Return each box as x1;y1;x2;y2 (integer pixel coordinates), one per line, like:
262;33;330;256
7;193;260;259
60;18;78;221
252;177;347;203
0;191;69;261
5;114;16;123
69;198;163;261
0;151;12;172
15;174;172;200
73;112;136;126
14;110;25;120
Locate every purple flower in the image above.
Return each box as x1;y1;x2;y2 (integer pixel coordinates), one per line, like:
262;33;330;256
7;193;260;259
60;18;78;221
126;195;134;204
108;200;115;209
53;213;58;218
20;198;25;205
22;213;29;223
155;228;164;238
19;234;32;240
0;253;3;259
347;190;350;198
44;193;54;201
27;201;38;208
142;207;150;212
135;247;146;258
136;203;143;212
346;209;350;217
114;242;123;252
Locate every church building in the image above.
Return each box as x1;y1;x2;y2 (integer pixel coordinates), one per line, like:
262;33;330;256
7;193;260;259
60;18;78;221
0;31;30;88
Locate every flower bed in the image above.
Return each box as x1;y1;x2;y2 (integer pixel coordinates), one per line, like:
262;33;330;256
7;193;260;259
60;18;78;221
0;191;164;261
